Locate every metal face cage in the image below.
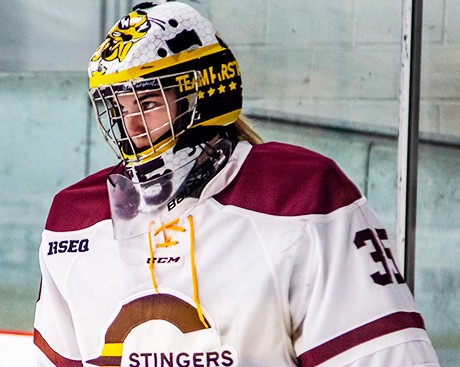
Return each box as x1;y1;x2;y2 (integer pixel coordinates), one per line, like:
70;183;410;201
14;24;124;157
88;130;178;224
89;71;199;165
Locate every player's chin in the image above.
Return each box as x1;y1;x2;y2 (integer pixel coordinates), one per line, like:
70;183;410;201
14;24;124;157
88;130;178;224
135;145;152;155
130;139;151;153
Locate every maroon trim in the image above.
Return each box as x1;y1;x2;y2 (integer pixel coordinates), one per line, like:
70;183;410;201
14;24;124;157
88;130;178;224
297;311;426;367
105;293;208;342
86;356;122;366
214;142;362;216
37;277;42;302
86;294;209;366
33;329;83;367
45;166;118;232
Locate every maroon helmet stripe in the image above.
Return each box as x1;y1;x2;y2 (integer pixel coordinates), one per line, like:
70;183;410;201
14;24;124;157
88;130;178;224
297;311;426;367
33;329;83;367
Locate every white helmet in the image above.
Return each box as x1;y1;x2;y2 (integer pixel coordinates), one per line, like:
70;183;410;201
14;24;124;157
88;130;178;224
88;1;243;235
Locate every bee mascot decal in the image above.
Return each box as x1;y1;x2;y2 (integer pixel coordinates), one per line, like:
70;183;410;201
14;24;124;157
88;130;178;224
91;10;166;63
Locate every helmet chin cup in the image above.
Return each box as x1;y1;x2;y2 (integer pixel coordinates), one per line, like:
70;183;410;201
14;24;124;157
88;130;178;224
107;174;141;220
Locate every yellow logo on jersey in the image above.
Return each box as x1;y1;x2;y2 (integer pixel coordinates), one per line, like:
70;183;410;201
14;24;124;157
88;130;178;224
86;293;239;367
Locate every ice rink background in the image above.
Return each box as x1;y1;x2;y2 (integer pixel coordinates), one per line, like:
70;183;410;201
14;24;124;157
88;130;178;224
1;0;459;365
0;332;34;365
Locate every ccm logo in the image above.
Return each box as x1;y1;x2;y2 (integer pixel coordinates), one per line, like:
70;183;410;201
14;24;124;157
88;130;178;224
147;257;181;264
47;239;89;255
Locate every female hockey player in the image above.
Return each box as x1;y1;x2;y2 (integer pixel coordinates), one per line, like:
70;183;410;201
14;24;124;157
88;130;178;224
34;1;440;366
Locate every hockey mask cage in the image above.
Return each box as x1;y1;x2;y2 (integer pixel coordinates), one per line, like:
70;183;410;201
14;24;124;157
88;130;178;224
89;71;199;165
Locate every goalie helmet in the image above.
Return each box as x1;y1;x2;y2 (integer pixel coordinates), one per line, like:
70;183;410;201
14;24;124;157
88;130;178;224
88;1;243;232
88;1;242;162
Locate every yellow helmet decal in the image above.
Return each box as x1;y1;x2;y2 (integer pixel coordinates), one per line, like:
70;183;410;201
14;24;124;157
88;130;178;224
90;10;167;64
89;43;226;88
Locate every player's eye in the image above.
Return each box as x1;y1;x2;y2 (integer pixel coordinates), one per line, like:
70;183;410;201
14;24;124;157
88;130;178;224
142;101;158;111
119;105;128;115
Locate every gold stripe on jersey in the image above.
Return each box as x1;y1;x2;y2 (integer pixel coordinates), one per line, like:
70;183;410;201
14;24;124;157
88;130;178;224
101;342;123;356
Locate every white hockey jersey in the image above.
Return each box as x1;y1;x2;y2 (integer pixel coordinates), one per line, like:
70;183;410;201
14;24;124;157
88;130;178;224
33;141;439;366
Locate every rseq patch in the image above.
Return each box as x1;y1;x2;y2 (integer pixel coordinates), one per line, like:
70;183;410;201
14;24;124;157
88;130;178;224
47;239;89;255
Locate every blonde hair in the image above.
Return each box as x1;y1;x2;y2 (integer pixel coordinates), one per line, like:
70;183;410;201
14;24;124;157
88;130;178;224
234;115;264;145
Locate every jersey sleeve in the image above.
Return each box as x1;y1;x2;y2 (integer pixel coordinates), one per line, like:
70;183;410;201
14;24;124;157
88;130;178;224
33;167;113;365
33;238;83;367
290;199;439;367
339;339;439;367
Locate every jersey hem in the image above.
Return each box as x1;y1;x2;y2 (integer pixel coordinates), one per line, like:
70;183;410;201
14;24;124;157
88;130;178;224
297;311;427;367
